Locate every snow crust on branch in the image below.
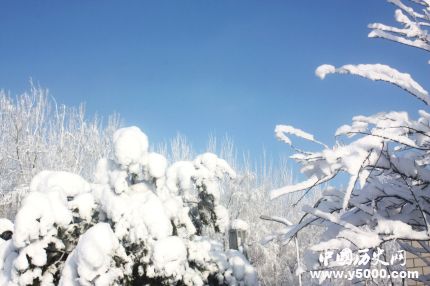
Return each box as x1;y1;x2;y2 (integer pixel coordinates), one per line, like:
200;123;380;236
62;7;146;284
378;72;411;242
368;0;430;52
315;63;430;105
275;125;328;149
270;175;319;199
315;64;336;80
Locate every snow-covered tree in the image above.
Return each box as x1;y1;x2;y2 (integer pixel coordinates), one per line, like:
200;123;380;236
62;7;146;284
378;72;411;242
268;0;430;284
0;126;257;285
0;84;120;219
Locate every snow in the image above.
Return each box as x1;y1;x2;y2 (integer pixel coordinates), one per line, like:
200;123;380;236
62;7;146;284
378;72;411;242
369;28;430;51
94;159;129;194
194;153;236;182
187;237;258;286
147;152;168;179
194;153;236;179
152;236;187;280
367;0;430;52
113;126;149;167
0;240;17;285
315;64;336;79
60;223;127;286
165;161;196;195
162;152;236;235
226;250;258;285
21;170;96;244
315;63;430;105
0;219;13;236
214;205;229;231
271;175;319;199
68;193;96;222
13;191;72;248
275;125;327;148
95;182;173;242
375;219;430;241
275;125;314;145
335;121;368;136
230;219;249;231
30;170;91;198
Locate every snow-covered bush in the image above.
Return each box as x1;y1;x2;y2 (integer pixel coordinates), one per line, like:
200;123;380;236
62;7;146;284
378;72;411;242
0;126;257;285
158;134;322;285
268;0;430;284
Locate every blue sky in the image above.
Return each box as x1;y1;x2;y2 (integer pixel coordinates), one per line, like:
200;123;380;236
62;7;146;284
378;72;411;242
0;0;429;159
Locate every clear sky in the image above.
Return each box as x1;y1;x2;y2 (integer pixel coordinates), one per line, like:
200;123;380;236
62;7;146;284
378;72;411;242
0;0;429;158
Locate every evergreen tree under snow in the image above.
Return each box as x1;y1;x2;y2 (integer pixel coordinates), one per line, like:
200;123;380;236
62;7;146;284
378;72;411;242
0;126;258;286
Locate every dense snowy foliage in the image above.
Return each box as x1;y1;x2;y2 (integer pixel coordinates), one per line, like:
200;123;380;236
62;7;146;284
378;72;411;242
269;0;430;284
0;127;257;285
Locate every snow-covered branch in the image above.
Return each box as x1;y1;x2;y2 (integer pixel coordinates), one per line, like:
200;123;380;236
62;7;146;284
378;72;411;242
315;63;430;105
368;0;430;53
267;2;430;283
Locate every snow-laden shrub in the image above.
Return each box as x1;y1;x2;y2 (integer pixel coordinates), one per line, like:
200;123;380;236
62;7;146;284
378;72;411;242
159;134;320;285
0;126;258;285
